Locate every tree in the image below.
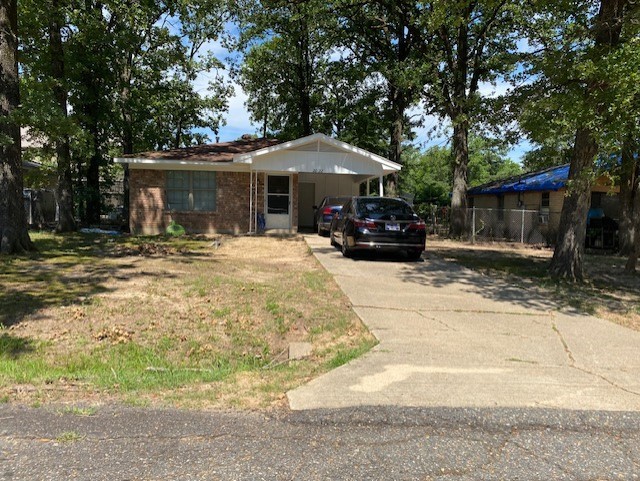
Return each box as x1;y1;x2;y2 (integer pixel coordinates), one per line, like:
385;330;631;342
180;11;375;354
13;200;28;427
421;0;522;238
0;0;33;253
234;0;333;139
547;0;638;280
619;135;638;257
48;0;76;232
335;0;426;192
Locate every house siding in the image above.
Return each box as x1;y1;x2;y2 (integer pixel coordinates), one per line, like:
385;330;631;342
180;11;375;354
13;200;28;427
130;169;252;235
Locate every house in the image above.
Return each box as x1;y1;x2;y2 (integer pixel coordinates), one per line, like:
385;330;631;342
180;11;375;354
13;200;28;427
114;133;401;235
467;164;620;245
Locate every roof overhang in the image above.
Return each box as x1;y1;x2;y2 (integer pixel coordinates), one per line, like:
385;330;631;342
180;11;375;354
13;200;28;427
113;157;248;172
114;133;401;177
233;133;401;175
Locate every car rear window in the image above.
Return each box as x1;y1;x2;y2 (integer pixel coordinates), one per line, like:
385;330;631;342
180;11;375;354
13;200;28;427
356;198;415;219
326;197;350;206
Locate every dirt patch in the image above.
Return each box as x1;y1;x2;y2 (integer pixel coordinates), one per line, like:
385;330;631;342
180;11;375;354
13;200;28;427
0;233;373;409
427;236;640;331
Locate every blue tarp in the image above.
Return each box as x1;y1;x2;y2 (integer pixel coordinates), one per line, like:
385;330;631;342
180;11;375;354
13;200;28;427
468;164;570;195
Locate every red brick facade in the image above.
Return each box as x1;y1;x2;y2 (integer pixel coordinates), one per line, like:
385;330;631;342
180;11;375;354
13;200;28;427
129;169;299;235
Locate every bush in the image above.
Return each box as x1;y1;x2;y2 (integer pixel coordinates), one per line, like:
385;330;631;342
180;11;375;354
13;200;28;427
166;221;185;237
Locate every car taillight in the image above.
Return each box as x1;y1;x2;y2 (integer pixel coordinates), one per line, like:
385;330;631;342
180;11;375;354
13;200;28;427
323;207;334;215
409;221;426;231
354;219;377;229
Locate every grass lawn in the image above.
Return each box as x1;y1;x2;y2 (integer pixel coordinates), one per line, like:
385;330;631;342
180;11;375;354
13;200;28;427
0;232;375;409
427;237;640;331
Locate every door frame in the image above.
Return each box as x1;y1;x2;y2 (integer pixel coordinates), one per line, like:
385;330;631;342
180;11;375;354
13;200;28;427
264;173;292;230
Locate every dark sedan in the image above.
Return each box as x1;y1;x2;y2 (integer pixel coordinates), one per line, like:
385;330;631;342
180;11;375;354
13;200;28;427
313;196;351;235
329;196;426;260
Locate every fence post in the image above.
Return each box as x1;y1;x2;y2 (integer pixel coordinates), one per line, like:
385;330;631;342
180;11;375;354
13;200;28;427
520;208;525;244
472;206;476;244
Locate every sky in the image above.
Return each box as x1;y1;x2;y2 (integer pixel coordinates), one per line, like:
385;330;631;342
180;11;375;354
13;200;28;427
198;32;532;164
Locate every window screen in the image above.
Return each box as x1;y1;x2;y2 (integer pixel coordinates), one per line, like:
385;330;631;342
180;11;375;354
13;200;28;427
166;171;216;211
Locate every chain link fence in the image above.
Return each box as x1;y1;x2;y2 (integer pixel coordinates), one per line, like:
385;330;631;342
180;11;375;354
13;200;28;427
467;208;561;245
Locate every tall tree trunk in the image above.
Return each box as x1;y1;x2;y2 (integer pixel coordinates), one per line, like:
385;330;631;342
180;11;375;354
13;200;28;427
448;20;470;238
86;133;101;225
387;83;405;196
0;0;33;253
624;168;640;273
120;53;134;232
548;0;627;281
49;0;76;233
449;118;469;238
297;16;312;137
549;128;598;281
619;135;637;255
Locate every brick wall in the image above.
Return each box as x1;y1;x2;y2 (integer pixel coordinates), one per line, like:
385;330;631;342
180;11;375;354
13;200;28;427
129;169;252;235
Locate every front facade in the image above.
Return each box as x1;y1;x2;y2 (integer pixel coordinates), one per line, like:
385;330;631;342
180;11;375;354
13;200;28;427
115;134;401;235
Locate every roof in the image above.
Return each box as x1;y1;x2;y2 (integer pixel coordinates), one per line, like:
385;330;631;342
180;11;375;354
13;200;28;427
123;137;282;163
468;164;570;195
115;133;401;176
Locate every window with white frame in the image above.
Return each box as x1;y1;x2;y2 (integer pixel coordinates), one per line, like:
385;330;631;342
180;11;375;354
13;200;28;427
166;171;216;211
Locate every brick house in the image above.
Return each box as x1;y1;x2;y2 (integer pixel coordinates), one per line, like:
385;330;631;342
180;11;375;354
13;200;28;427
114;133;401;235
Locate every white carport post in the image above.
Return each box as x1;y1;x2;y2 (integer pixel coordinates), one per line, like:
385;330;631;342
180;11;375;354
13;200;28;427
366;179;370;196
379;176;384;197
249;169;254;233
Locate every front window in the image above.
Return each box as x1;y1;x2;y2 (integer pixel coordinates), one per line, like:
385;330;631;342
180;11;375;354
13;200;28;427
166;171;216;211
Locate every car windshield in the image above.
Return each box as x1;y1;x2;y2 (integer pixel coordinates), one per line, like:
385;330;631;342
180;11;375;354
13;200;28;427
326;197;350;206
356;198;415;220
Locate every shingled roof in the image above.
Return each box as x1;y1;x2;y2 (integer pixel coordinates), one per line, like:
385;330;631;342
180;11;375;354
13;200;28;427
125;137;282;162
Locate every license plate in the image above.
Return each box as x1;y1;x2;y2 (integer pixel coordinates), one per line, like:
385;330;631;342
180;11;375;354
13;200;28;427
385;223;400;231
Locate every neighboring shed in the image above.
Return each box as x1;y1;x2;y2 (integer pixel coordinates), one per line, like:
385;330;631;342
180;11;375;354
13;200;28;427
467;164;620;244
114;133;401;235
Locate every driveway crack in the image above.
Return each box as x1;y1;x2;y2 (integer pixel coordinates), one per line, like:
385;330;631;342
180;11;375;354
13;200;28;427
552;323;640;397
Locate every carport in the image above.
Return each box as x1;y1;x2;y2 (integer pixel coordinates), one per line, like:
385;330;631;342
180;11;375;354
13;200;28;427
232;133;402;232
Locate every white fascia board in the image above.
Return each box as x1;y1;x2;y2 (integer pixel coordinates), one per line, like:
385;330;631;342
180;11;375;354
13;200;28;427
232;133;402;172
113;157;250;172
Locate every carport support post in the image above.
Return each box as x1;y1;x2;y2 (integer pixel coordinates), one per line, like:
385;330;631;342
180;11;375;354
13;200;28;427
520;208;525;244
379;176;384;197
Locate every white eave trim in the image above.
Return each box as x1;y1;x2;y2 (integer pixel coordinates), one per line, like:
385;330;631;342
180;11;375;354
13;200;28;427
232;133;402;172
113;157;249;172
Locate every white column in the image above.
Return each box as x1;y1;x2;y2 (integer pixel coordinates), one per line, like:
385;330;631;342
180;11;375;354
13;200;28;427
249;170;254;233
366;179;370;196
379;176;384;197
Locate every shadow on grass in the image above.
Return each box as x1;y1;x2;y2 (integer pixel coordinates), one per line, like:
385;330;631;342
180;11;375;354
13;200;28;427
0;233;191;328
0;333;35;358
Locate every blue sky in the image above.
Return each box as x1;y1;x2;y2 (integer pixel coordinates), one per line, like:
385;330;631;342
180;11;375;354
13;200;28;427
199;33;532;163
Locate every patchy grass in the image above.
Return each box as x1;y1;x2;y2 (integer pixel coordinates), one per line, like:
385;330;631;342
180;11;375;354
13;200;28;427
55;431;83;443
428;237;640;331
0;232;374;409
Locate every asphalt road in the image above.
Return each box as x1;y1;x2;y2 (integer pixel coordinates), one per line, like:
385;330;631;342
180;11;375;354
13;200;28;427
1;404;639;480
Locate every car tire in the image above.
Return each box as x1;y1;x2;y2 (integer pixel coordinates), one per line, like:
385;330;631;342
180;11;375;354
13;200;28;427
341;230;352;258
317;223;324;236
330;231;338;247
407;249;422;261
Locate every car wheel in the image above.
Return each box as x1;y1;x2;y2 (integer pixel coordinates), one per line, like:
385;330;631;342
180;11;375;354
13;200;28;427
341;230;352;258
407;249;422;261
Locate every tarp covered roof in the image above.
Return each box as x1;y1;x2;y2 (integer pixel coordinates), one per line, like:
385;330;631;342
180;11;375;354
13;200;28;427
468;164;569;195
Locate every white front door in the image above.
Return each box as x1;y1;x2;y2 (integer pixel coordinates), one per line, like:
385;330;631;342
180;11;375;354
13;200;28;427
265;174;291;230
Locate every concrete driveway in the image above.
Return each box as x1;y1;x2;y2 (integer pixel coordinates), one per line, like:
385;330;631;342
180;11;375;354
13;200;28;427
288;235;640;411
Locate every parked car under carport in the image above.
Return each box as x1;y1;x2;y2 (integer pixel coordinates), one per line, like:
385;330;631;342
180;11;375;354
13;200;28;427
330;196;426;260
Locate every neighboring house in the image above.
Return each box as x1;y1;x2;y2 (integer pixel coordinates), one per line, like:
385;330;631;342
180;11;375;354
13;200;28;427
114;133;401;235
21;160;57;226
467;164;620;245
